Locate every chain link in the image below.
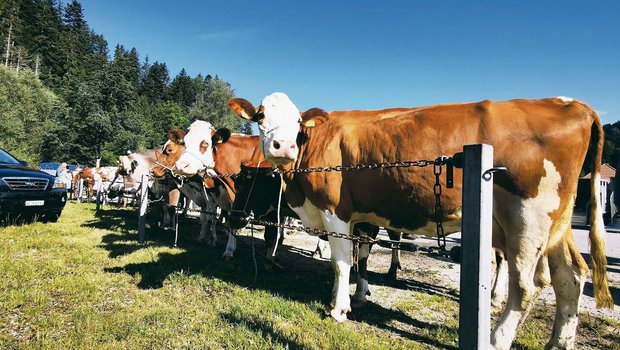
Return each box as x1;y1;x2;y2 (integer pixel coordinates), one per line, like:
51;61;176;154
204;156;450;248
274;159;438;175
248;218;378;244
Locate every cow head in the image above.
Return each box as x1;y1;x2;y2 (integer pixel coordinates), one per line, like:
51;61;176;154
173;120;231;176
229;92;301;166
117;155;139;176
151;129;187;178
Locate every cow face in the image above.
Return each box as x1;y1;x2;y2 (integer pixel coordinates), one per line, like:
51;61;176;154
174;120;230;176
151;131;187;178
117;155;133;176
229;92;301;166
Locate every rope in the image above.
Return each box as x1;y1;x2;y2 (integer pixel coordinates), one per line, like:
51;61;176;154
272;171;284;257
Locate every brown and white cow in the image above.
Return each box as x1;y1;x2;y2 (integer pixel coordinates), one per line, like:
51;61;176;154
152;130;221;246
229;160;404;292
117;144;181;229
169;125;288;261
224;93;613;350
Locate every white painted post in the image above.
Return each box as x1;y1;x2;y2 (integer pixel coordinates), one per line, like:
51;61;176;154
137;174;149;243
459;144;493;349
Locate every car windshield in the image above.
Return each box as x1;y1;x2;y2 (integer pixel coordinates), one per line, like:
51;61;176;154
0;148;20;165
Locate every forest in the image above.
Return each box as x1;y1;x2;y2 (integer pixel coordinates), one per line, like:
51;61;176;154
0;0;250;166
1;0;620;172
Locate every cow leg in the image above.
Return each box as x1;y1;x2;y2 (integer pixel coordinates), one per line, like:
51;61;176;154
208;215;217;247
321;212;352;323
386;229;402;279
199;212;216;246
491;248;509;312
492;171;564;350
264;225;278;270
544;227;587;350
223;230;237;259
313;238;329;259
351;223;379;306
351;242;371;308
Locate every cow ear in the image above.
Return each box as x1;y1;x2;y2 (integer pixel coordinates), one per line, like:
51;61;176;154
213;128;231;144
167;128;186;144
301;108;328;127
228;98;256;121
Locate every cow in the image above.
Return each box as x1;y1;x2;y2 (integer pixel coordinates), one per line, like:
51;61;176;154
72;166;107;200
229;160;404;291
171;121;292;265
117;145;181;229
222;92;613;350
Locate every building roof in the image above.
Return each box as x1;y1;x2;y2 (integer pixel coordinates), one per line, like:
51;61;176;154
582;163;616;180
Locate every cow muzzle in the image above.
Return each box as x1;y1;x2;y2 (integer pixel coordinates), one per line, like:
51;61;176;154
265;139;298;165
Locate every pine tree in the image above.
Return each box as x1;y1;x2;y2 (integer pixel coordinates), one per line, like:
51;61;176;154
168;68;196;111
141;61;169;104
189;76;242;132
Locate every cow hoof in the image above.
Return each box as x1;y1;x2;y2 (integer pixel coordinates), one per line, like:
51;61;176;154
330;309;348;323
350;297;367;309
387;267;400;280
222;253;234;260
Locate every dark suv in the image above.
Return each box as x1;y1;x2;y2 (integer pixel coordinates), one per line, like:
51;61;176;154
0;147;67;224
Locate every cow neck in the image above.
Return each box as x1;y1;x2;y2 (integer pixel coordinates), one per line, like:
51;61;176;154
277;125;315;208
212;134;264;204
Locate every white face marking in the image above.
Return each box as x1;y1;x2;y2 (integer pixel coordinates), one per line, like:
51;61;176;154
174;120;215;176
257;92;301;165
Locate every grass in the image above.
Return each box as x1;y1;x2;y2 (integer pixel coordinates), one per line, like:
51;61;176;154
0;201;618;349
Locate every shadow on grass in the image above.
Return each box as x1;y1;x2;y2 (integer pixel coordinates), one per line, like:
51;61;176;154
94;208;459;349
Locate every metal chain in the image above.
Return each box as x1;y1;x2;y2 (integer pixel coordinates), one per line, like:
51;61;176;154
203;156;451;248
202;159;444;179
274;159;438;175
248;218;378;244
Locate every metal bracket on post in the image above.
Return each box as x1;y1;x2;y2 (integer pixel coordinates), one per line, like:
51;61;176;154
459;144;493;350
137;174;149;243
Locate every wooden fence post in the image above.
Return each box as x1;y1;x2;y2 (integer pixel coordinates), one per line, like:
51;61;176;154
459;144;493;349
137;174;149;243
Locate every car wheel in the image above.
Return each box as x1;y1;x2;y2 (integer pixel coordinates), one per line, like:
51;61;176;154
41;212;61;223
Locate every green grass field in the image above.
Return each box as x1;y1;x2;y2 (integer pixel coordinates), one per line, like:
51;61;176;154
0;202;618;349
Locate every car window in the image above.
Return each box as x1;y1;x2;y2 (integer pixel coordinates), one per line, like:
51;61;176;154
0;148;20;165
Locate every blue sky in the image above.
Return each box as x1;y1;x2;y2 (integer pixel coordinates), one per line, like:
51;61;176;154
80;1;620;124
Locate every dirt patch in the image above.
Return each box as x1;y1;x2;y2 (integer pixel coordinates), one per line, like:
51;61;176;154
234;226;620;349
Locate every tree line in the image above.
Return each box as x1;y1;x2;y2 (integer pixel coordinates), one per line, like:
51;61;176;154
2;0;619;173
0;0;251;166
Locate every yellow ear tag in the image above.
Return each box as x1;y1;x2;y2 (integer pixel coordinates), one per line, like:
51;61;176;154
304;120;316;127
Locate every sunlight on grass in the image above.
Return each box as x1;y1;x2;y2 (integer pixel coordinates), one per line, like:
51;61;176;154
1;202;616;349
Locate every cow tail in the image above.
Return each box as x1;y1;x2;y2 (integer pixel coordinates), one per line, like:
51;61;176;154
588;112;614;309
